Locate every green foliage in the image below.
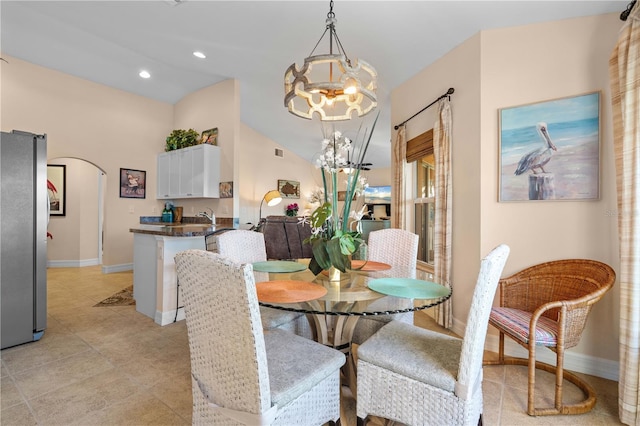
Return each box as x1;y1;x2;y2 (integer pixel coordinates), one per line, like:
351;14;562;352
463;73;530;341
309;202;332;229
165;129;200;152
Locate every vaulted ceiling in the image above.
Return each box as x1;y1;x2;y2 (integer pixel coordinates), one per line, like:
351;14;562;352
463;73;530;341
1;1;627;168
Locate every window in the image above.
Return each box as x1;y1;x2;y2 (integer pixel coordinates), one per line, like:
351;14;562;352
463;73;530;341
414;154;435;264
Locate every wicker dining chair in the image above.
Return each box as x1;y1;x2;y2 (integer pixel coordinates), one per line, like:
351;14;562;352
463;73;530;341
216;229;313;339
350;228;419;345
175;250;345;425
485;259;615;416
356;244;510;426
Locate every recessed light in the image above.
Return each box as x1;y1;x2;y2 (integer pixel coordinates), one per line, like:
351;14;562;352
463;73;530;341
139;70;151;79
193;51;206;59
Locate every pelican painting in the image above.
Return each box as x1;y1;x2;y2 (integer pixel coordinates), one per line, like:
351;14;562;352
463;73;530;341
500;92;600;201
514;122;557;175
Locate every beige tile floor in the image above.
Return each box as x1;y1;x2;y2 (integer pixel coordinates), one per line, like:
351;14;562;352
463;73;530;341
1;266;621;425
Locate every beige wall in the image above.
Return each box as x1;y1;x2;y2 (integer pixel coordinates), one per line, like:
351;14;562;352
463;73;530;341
479;15;621;365
2;56;173;269
2;56;375;267
238;124;318;221
171;79;240;221
47;158;101;266
391;13;622;377
392;33;483;325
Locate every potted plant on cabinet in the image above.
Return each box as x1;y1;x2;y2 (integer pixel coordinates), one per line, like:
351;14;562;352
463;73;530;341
165;129;199;152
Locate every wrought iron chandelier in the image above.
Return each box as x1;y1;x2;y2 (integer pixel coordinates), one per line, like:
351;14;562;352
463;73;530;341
284;0;377;121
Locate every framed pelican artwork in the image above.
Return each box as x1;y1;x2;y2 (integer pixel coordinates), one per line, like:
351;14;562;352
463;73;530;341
498;91;600;202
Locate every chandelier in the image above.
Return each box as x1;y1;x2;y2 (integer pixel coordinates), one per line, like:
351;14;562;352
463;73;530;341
284;0;377;121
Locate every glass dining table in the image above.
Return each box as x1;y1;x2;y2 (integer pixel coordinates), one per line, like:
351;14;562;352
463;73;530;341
251;259;452;352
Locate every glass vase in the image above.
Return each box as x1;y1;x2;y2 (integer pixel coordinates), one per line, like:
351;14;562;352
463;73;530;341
327;266;341;282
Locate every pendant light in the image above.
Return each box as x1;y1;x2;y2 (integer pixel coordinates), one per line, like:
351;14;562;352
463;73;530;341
284;0;377;121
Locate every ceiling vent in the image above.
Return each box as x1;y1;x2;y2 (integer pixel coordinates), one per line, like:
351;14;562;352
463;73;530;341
275;148;284;158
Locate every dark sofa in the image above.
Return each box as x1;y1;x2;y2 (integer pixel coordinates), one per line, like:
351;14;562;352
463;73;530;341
260;215;313;260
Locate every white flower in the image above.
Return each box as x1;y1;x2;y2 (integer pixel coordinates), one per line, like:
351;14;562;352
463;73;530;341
298;216;310;226
349;205;369;221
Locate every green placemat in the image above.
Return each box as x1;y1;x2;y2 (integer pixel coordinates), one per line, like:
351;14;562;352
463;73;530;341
367;278;450;299
252;260;307;273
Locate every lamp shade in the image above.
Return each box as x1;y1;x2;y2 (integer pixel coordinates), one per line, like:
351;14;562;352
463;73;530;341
264;190;282;207
259;189;283;221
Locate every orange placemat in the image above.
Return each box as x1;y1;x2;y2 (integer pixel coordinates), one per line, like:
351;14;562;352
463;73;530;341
349;260;391;271
256;280;327;303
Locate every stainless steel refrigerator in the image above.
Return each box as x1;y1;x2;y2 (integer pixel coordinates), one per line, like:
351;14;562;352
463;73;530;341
1;130;48;349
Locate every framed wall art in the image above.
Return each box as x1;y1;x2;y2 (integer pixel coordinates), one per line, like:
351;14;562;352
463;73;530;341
498;91;600;202
219;181;233;198
47;164;66;216
277;179;300;199
200;127;218;146
337;191;356;201
120;168;146;199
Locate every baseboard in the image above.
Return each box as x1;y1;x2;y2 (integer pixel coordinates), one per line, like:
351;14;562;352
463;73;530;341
102;263;133;274
483;333;619;381
47;258;100;268
155;307;185;326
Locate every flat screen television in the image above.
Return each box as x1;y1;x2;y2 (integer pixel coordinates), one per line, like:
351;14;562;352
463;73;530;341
364;185;391;204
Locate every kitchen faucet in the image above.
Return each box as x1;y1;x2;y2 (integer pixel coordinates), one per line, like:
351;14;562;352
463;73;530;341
197;207;215;224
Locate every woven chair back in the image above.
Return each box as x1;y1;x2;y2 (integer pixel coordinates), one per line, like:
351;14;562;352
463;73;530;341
457;244;510;394
499;259;615;346
175;250;271;419
217;229;267;263
368;228;419;269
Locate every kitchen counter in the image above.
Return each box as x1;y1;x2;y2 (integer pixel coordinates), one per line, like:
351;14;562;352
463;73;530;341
129;218;235;325
130;215;235;237
129;223;221;237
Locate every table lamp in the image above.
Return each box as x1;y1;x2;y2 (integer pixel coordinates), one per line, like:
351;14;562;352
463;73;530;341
259;189;282;220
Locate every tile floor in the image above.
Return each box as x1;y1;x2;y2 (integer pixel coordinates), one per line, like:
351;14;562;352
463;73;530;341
1;266;622;425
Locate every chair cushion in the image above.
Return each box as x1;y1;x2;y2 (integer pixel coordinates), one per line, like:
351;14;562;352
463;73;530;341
259;306;303;329
489;307;558;346
357;320;461;393
351;312;413;345
264;329;345;407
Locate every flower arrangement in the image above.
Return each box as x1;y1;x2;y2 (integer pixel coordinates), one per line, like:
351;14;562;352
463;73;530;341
285;203;299;217
301;113;379;275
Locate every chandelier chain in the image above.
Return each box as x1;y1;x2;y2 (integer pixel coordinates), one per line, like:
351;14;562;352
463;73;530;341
327;0;335;19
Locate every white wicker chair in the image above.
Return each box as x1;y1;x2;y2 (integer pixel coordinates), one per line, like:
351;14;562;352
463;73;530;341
175;249;345;425
216;230;313;339
356;244;510;426
351;228;419;345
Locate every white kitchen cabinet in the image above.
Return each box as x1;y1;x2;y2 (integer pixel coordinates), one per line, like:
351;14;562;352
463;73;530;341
157;152;171;199
157;144;220;199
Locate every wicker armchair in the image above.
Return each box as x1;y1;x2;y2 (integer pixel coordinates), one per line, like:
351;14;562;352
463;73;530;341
350;228;419;345
216;230;313;339
356;244;510;426
486;259;615;416
175;250;345;425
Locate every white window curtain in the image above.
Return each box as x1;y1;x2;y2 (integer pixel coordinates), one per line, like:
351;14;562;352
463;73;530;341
392;125;406;229
609;3;640;424
432;99;453;328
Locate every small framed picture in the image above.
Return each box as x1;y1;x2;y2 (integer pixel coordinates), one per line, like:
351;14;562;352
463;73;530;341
499;91;600;202
219;181;233;198
47;165;66;216
278;179;300;199
337;191;356;201
200;128;218;145
120;168;146;199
